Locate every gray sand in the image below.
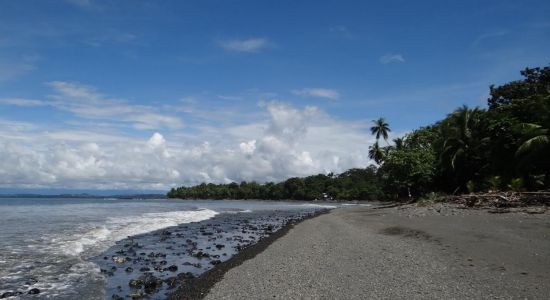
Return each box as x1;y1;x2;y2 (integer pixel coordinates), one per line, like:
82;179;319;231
205;205;550;299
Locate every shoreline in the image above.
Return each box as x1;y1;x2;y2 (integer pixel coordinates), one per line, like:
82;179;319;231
203;204;550;299
90;205;330;300
167;209;329;300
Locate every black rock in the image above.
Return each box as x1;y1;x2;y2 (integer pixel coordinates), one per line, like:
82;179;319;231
164;277;179;289
112;294;124;300
195;251;210;258
142;273;162;293
28;288;41;295
25;278;38;285
128;279;143;288
166;265;178;272
125;267;133;272
139;267;150;272
210;260;222;265
1;292;19;298
215;244;225;249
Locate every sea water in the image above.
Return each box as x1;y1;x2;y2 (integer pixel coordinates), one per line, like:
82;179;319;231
0;198;334;299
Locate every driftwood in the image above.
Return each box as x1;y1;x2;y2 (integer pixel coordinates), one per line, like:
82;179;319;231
447;191;550;208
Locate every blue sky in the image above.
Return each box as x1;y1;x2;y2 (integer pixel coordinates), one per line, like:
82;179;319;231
0;0;549;191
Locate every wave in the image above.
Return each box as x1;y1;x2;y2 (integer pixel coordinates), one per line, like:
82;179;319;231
54;208;218;257
295;203;337;209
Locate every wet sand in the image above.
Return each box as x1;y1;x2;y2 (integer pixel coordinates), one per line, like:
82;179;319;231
203;205;550;299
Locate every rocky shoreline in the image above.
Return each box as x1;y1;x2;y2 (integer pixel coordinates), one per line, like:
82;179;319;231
91;208;328;299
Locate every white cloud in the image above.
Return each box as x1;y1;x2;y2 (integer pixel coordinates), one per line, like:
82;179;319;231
219;38;270;53
471;31;508;47
0;102;374;190
48;81;183;129
379;53;405;64
292;88;340;100
0;98;45;106
0;81;183;130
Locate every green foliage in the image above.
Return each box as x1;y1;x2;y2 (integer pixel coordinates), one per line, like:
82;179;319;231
508;178;524;192
379;144;436;198
485;175;501;191
169;65;550;201
370;117;391;142
466;180;475;194
368;141;385;165
168;167;383;201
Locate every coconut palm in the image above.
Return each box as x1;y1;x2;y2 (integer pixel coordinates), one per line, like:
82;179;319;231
368;141;385;164
441;105;484;170
440;105;486;191
370;118;391;144
515;123;549;157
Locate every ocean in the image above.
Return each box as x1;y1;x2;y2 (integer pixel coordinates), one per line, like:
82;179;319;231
0;198;334;299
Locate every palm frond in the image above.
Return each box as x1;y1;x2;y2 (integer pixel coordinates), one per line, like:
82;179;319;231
515;135;550;157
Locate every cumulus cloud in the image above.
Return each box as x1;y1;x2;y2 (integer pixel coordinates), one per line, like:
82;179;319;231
379;53;405;64
0;102;374;190
219;38;270;53
292;88;340;100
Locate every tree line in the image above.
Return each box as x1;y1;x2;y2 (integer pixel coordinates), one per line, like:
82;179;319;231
168;65;550;201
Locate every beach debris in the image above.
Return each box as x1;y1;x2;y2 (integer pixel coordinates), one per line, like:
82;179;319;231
447;191;550;208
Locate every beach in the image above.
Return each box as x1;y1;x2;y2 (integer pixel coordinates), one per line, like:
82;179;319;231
0;198;330;300
200;205;550;299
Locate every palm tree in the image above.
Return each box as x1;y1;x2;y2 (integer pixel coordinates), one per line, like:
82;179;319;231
515;123;549;157
515;123;550;176
370;118;391;144
440;105;485;190
368;141;385;164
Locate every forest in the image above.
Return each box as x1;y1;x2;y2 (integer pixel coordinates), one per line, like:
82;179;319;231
168;65;550;201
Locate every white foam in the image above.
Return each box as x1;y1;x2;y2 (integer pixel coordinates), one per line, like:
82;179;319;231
224;209;253;214
295;203;337;209
57;208;218;256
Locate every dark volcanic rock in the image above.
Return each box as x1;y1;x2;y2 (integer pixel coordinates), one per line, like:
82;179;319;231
93;207;326;300
128;279;143;288
167;265;178;272
142;273;162;293
1;292;21;298
27;288;41;295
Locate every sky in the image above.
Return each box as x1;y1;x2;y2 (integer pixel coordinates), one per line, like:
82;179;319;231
0;0;549;192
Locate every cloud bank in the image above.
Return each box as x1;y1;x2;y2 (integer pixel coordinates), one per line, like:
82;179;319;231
0;96;374;190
